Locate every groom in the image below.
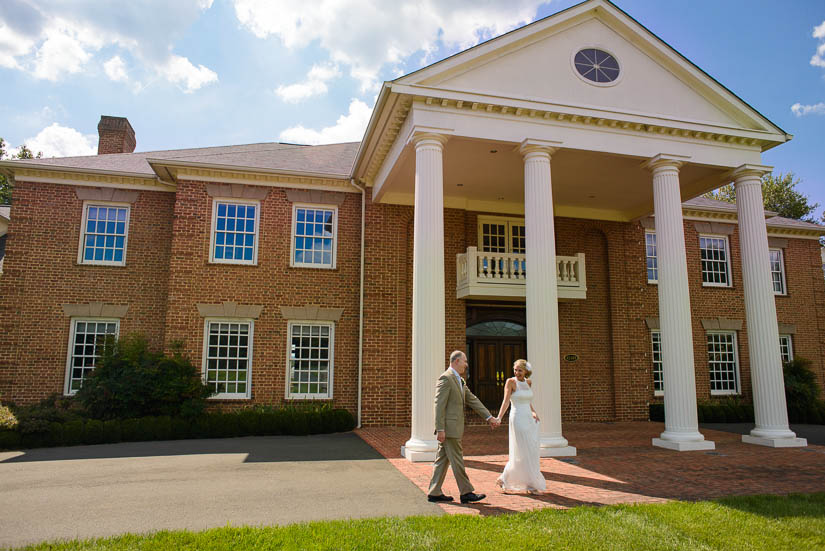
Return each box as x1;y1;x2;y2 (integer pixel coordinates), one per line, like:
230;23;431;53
427;350;500;504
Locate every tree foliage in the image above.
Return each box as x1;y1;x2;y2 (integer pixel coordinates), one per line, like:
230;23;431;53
704;172;820;222
0;137;42;205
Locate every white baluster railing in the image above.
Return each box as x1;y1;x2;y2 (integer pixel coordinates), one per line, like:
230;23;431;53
456;247;586;299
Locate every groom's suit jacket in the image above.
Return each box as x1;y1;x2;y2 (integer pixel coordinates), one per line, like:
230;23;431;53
434;369;492;439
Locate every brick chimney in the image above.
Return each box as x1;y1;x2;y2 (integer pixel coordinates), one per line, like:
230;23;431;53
97;116;136;155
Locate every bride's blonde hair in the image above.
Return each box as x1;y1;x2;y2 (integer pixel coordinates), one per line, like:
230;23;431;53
513;358;531;378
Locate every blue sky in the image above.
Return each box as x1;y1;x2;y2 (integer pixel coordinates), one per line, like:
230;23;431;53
2;0;823;217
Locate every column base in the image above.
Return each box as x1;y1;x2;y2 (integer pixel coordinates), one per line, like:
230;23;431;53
540;446;577;457
742;435;807;448
652;438;715;451
402;437;438;462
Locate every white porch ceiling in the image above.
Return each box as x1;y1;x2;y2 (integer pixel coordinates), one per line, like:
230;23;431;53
379;137;726;221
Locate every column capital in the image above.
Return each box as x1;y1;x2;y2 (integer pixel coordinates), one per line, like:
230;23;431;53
518;138;562;158
407;126;451;149
731;164;772;184
642;153;690;173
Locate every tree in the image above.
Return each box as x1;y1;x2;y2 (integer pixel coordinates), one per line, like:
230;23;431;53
704;172;820;222
0;138;42;205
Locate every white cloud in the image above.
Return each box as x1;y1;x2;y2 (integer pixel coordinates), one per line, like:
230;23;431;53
276;63;341;103
32;25;95;80
13;123;97;158
812;20;825;67
104;55;128;82
279;99;372;144
233;0;547;92
791;102;825;116
158;55;218;93
0;1;217;92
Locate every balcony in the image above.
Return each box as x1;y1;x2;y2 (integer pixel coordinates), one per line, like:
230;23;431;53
456;247;586;301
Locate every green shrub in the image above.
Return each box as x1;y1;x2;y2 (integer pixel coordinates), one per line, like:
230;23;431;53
75;335;213;420
83;419;105;445
0;430;21;450
0;403;17;430
63;419;85;446
170;417;191;440
14;394;85;435
103;420;122;444
784;357;822;416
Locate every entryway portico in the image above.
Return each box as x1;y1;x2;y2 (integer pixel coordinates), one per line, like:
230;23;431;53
353;0;804;461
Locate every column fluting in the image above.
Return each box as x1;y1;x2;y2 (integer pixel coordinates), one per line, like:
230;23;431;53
404;134;447;461
647;156;714;451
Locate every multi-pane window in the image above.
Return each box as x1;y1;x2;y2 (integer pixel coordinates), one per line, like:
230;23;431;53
510;224;526;254
65;319;119;394
700;235;731;287
287;322;334;399
478;217;525;254
645;231;658;283
481;222;507;252
203;320;253;398
707;331;740;395
779;334;793;364
292;205;337;268
651;331;663;395
80;204;129;265
211;200;258;264
769;248;786;295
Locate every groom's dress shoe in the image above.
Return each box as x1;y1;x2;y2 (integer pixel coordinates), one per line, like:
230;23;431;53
460;492;486;504
427;494;454;503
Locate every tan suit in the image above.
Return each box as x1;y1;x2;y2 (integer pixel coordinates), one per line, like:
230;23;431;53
428;369;492;497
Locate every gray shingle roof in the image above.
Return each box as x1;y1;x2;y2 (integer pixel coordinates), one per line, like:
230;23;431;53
3;142;361;178
765;215;825;231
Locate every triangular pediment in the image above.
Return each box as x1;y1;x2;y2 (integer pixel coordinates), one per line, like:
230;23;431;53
394;0;783;135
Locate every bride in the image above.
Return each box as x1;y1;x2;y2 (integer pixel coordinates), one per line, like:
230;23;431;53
495;359;546;494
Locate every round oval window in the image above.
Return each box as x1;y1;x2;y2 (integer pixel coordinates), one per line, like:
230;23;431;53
574;48;619;83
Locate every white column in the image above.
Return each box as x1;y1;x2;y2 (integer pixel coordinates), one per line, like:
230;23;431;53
645;154;714;451
734;165;806;448
520;139;575;457
403;133;447;462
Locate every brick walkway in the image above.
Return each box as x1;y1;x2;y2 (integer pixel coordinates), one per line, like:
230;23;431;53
356;422;825;516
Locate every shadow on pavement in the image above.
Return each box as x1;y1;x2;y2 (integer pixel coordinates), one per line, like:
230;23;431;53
700;423;825;446
0;432;384;464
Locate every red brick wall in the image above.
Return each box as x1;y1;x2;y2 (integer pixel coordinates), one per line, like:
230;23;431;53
162;181;362;414
0;181;174;404
2;178;823;428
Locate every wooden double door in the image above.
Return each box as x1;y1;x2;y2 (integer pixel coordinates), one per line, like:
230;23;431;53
468;338;526;414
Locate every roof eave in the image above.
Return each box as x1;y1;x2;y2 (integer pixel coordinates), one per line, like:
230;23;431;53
0;160;156;181
146;158;352;181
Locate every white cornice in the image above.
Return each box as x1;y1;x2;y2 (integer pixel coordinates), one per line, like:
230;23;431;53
12;168;175;192
173;167;356;193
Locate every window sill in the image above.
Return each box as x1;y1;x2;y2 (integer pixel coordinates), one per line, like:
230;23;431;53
701;284;733;289
208;395;251;401
710;391;740;397
285;395;333;401
289;263;337;271
208;260;258;267
77;262;127;268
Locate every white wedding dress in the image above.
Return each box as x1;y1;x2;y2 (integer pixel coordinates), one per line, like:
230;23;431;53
497;379;547;493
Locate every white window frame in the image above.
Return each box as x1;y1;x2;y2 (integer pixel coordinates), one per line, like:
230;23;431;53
707;330;740;396
290;203;338;269
699;234;732;288
779;334;793;364
651;330;663;396
769;248;787;296
477;215;526;254
202;318;254;400
77;201;131;266
645;230;658;284
64;318;120;395
285;320;335;400
209;198;260;265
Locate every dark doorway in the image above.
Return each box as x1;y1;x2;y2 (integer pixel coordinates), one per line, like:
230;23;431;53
466;316;526;413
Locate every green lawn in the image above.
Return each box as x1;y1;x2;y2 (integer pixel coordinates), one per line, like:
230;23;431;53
17;493;825;551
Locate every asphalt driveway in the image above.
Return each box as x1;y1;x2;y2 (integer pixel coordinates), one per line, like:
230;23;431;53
0;433;441;548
